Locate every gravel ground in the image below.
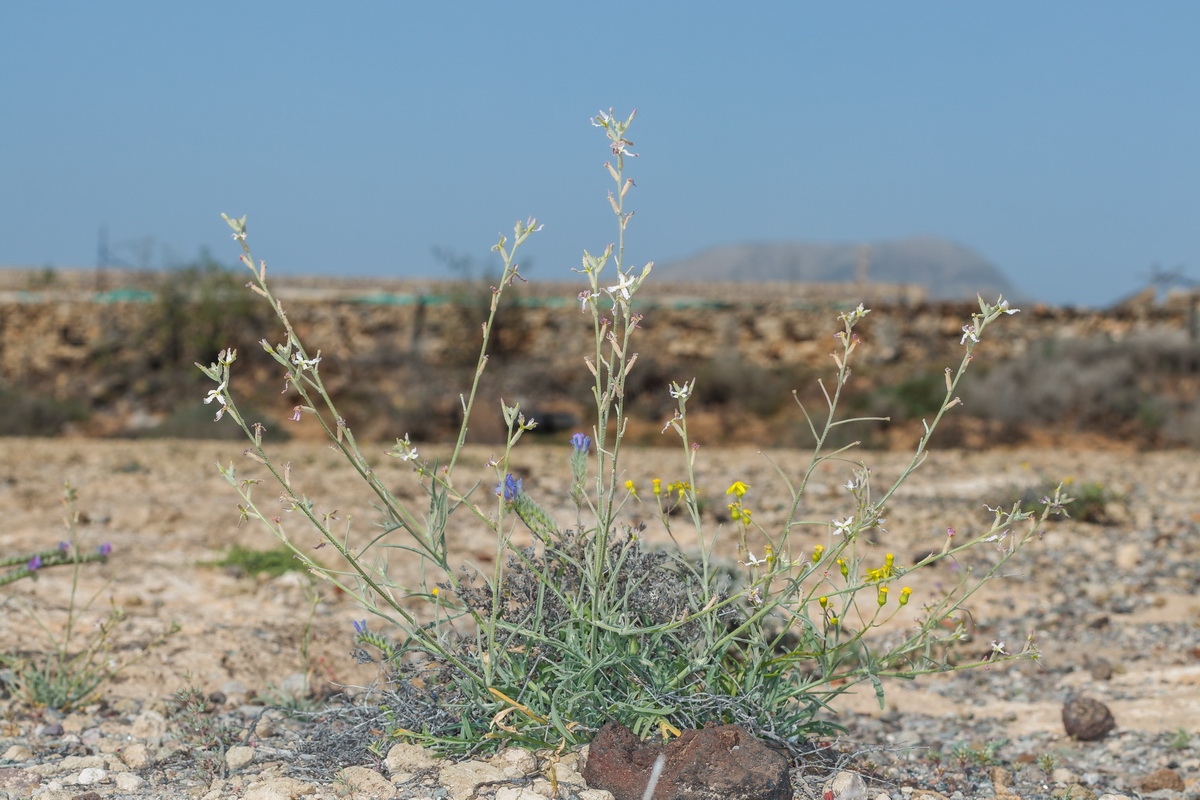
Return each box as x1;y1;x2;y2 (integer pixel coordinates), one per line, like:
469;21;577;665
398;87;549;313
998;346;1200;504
0;438;1197;799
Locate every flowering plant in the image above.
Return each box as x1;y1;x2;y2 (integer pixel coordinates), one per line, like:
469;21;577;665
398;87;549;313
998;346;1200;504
199;109;1059;752
1;484;175;710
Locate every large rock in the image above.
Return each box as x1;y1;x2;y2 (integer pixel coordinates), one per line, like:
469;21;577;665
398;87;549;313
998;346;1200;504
582;721;791;800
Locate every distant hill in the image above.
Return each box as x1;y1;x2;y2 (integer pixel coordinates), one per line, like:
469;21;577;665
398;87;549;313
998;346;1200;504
654;237;1026;302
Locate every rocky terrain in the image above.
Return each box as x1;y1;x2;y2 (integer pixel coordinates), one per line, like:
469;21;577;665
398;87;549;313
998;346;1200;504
0;436;1197;799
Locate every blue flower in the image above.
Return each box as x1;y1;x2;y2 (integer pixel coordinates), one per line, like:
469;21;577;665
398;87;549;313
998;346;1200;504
27;555;42;572
570;433;591;453
352;619;367;635
495;474;523;501
98;543;113;557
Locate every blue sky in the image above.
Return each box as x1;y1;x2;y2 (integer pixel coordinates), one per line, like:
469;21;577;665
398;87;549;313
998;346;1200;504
3;2;1198;307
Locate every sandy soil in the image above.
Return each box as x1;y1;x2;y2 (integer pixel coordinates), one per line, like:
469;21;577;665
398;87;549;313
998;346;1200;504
1;437;1198;739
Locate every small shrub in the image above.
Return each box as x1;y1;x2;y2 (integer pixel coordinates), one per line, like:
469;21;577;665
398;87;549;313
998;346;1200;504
199;109;1052;756
1;484;177;710
167;681;243;781
0;385;89;437
209;544;311;578
1011;477;1118;524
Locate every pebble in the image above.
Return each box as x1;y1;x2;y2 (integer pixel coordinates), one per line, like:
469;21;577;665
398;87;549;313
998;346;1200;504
75;766;106;785
1139;768;1185;793
826;770;868;800
115;771;144;791
338;765;396;798
227;744;256;770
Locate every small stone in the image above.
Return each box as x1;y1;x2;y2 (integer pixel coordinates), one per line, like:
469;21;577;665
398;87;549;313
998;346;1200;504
579;791;617;800
1140;768;1185;793
584;721;791;800
2;744;33;761
59;755;106;773
61;712;92;734
1114;542;1140;570
338;765;397;798
1096;794;1133;800
242;776;316;800
1062;696;1115;741
1051;767;1079;784
1088;659;1114;681
825;770;868;800
989;766;1014;791
439;761;507;800
911;791;951;800
226;745;255;770
129;710;167;741
75;767;107;785
552;761;586;790
279;672;308;696
386;742;439;773
1057;784;1097;800
493;788;542;800
490;746;538;775
120;742;152;769
116;772;145;791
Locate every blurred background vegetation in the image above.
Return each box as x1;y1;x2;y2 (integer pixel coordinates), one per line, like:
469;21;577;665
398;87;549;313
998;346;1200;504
1;260;1197;448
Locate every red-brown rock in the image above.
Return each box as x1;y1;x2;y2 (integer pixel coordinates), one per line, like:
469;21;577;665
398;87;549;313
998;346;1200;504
583;721;791;800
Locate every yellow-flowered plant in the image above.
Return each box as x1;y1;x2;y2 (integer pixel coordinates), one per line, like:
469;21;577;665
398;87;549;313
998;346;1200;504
201;107;1059;755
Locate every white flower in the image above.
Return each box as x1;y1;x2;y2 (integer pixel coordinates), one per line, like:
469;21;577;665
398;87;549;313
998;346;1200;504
292;352;322;370
391;434;419;462
747;587;763;607
739;552;768;568
668;380;694;401
203;382;229;421
578;290;599;311
606;271;636;301
996;296;1020;315
832;516;855;536
843;477;859;492
960;325;979;345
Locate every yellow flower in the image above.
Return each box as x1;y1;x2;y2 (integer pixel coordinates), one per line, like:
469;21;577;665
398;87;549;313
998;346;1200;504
837;558;848;578
726;481;751;499
811;545;824;563
877;586;889;607
652;478;662;496
727;502;742;522
819;595;829;609
667;481;691;501
624;479;639;498
898;587;912;607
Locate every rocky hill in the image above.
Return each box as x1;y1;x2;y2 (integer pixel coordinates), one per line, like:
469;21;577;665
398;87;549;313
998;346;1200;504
654;237;1025;302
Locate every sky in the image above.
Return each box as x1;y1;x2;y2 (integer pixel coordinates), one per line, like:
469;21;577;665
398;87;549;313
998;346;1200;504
3;2;1198;308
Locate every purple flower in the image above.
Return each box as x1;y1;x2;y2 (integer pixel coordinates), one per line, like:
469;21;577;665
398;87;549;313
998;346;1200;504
98;543;112;557
570;433;591;453
352;619;367;635
495;474;523;501
27;555;42;572
58;541;71;551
